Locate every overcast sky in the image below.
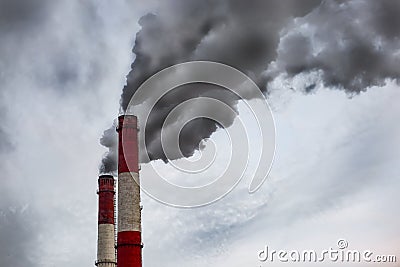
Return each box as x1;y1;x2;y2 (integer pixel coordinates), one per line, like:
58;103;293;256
0;1;399;267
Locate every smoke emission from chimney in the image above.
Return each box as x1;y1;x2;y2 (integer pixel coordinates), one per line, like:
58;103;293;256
100;0;400;173
100;123;118;174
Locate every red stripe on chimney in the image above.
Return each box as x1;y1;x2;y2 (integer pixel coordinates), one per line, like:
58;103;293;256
118;115;139;174
97;175;115;225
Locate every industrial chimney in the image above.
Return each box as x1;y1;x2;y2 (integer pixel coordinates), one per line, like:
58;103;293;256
96;174;117;267
116;115;143;267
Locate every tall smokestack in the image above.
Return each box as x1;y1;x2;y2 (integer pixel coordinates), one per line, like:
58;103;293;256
117;115;142;267
96;175;117;267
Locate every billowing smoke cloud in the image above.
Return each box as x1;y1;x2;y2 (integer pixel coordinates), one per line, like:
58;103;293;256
266;0;400;92
100;0;321;171
100;0;400;171
99;123;118;174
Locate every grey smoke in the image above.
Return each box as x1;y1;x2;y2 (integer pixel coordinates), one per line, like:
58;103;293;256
100;0;321;170
100;0;400;171
266;0;400;92
99;123;118;174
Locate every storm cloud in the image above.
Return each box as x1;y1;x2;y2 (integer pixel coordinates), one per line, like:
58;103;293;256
0;0;137;265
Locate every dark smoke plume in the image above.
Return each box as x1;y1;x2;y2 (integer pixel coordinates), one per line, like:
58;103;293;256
266;0;400;92
100;0;400;172
99;122;118;174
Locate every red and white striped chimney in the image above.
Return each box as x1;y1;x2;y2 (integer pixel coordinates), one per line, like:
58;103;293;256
117;115;143;267
96;175;117;267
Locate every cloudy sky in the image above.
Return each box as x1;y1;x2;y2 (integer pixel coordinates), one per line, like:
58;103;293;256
0;0;399;266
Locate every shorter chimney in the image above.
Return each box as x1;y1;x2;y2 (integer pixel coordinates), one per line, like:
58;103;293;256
96;175;116;267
